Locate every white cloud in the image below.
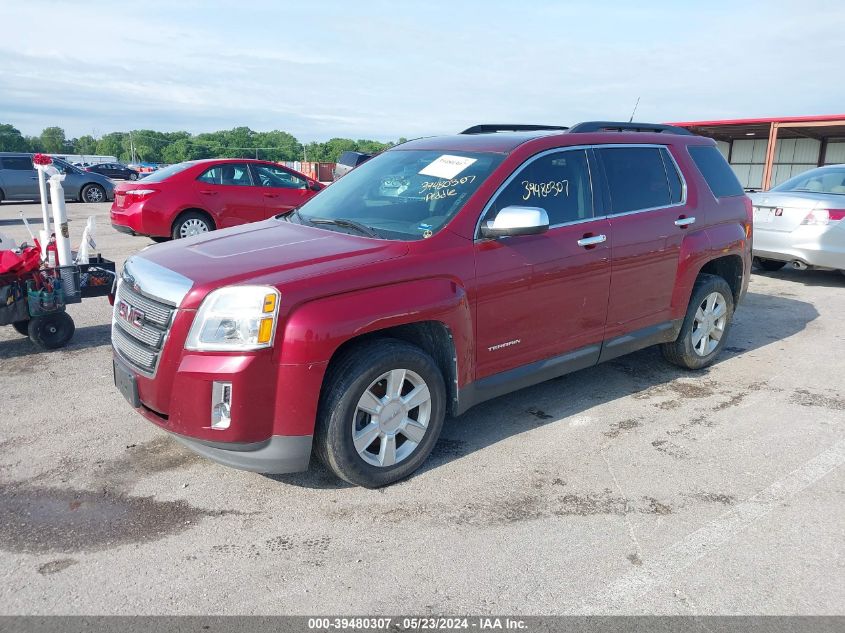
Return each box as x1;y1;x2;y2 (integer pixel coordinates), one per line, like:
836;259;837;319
0;0;842;141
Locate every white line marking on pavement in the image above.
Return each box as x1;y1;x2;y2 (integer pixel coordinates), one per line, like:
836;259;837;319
574;440;845;614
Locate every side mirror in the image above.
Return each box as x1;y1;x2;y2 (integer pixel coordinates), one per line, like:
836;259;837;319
480;206;549;238
308;181;322;191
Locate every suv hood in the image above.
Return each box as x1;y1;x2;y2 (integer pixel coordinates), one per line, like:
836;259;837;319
131;219;408;307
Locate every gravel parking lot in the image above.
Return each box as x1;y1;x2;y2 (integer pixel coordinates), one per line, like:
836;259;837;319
0;200;843;615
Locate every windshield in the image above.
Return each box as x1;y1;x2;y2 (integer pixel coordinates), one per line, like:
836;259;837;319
295;150;504;240
140;161;195;183
771;167;845;195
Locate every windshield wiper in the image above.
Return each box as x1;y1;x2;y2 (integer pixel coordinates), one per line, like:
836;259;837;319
308;217;380;238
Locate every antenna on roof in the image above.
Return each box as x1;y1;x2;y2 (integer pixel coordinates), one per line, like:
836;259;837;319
628;97;640;123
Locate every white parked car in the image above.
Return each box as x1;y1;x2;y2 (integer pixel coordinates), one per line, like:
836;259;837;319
750;164;845;273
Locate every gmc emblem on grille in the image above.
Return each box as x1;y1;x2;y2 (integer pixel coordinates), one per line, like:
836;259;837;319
117;300;146;328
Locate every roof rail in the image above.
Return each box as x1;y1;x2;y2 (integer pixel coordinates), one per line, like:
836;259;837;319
460;124;569;135
567;121;693;135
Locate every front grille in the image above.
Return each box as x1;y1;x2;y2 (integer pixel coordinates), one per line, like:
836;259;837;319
112;280;175;375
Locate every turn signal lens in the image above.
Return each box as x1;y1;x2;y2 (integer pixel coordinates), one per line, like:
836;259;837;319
257;318;274;344
262;293;277;313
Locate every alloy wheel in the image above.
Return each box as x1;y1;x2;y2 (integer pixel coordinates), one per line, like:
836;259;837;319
691;291;727;356
352;368;432;467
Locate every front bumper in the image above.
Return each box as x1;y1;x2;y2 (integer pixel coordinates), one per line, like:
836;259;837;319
171;433;312;474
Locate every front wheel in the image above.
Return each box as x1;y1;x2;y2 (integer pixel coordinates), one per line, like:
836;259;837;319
661;274;734;370
315;339;447;488
12;320;29;336
81;184;106;203
28;312;75;349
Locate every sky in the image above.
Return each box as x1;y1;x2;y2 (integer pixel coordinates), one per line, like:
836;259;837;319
1;0;843;142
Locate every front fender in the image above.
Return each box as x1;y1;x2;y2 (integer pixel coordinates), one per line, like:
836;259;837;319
279;277;473;377
270;278;473;436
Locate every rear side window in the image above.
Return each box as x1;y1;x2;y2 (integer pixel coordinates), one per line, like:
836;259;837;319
597;147;671;214
197;163;253;186
1;156;35;170
486;149;594;226
688;145;744;197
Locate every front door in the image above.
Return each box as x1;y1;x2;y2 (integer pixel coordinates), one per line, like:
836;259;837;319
249;163;313;217
595;145;689;338
194;162;266;228
473;148;611;379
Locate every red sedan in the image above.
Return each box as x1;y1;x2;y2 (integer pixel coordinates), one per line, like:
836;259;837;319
110;159;324;240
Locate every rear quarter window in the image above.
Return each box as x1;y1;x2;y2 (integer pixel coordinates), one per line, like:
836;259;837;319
688;145;744;198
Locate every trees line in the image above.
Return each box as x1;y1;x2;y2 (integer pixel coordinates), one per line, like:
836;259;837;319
0;123;406;164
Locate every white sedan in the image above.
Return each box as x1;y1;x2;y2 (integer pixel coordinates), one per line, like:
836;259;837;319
750;164;845;273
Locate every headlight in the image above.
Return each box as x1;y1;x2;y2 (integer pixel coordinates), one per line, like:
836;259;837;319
185;285;280;351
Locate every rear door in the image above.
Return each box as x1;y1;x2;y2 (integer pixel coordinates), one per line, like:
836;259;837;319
473;148;611;378
595;145;689;338
194;162;266;227
0;155;38;200
249;163;314;217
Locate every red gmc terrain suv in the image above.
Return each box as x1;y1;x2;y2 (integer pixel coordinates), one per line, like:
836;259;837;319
112;122;752;487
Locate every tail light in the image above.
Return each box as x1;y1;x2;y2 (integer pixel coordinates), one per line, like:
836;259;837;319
743;197;753;239
801;209;845;226
123;188;157;203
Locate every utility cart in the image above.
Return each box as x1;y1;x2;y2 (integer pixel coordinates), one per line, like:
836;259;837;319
0;256;115;349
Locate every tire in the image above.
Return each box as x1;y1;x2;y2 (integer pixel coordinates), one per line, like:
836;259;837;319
28;312;75;349
172;211;214;239
661;274;734;370
129;173;138;181
12;320;29;336
81;184;106;204
315;338;447;488
754;257;787;272
150;236;170;243
0;189;5;203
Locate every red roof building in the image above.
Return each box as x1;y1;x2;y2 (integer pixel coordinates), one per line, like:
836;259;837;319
669;115;845;191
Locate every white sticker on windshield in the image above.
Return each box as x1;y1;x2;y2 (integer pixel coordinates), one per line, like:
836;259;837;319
419;155;477;180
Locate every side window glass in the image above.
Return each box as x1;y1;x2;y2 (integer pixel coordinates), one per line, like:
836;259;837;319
197;164;252;186
253;165;306;189
485;149;593;226
598;147;671;214
1;157;37;171
661;148;684;204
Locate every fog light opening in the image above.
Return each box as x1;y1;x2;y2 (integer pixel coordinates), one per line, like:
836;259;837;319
211;381;232;430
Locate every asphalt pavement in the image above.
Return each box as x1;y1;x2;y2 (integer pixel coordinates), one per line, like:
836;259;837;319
0;200;843;615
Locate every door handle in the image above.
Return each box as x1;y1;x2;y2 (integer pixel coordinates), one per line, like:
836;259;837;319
263;193;279;198
199;190;218;195
675;216;696;227
577;234;607;247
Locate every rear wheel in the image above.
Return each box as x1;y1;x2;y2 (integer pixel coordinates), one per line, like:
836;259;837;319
28;312;75;349
315;339;447;488
172;211;214;239
661;274;734;370
754;257;787;272
81;184;106;203
129;173;138;181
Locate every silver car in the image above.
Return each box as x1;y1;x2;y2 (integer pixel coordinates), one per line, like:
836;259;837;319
0;152;115;204
749;164;845;273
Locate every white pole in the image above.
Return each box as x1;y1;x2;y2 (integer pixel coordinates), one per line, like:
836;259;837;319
48;174;72;266
36;165;52;258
